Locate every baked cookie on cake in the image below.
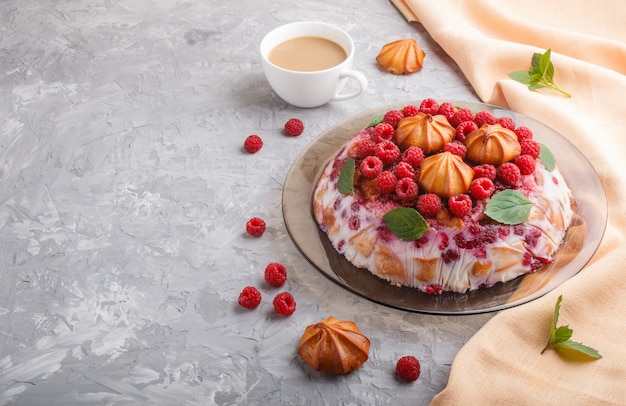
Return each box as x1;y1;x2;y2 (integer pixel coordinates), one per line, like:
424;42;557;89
312;99;573;294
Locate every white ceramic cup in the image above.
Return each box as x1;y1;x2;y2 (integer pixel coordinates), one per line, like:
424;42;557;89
260;21;368;108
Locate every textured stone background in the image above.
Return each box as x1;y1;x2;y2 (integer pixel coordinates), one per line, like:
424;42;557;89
0;1;492;404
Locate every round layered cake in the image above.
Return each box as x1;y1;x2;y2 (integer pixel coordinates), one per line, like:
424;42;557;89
312;99;574;294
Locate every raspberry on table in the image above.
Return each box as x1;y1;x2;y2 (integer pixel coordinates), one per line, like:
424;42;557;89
401;146;425;168
455;120;478;141
443;141;467;158
417;193;442;217
360;156;383;178
393;161;416;180
497;162;521;186
264;262;287;287
246;217;266;237
450;107;474;128
273;292;296;316
372;122;395;143
437;102;456;121
382;109;404;128
448;194;472;217
376;171;397;194
514;126;533;142
470;177;495;200
238;286;262;309
356;139;377;159
402;104;419;117
243;134;263;153
497;117;516;130
395;355;421;382
419;98;439;115
520;139;541;159
375;140;401;165
284;118;304;136
473;110;496;127
395;178;418;201
515;154;536;175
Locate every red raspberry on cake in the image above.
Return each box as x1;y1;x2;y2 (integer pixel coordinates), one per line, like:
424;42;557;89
372;122;395;143
284;118;304;136
246;217;266;237
238;286;261;309
356;139;377;159
443;141;467;158
497;162;521;186
419;98;439;115
473;110;496;127
395;178;418;201
437;102;456;121
376;140;401;165
394;161;416;180
448;194;472;217
455;121;478;141
243;134;263;153
470;177;495;200
402;104;419;117
417;193;442;217
265;262;287;287
376;171;397;194
514;126;533;142
515;154;536;175
395;355;421;382
450;107;474;128
473;164;497;180
520;139;541;159
360;156;383;178
383;110;404;127
273;292;296;316
497;117;516;130
401;146;424;168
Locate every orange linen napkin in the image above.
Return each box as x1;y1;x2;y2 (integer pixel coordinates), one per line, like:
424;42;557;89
392;0;626;404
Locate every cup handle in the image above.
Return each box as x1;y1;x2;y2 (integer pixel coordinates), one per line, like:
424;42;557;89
331;70;368;102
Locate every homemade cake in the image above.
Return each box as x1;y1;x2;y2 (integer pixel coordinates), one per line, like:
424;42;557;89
312;99;574;294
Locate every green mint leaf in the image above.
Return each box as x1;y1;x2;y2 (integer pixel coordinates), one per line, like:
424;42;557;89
337;158;355;195
484;190;534;225
509;48;571;97
555;340;603;359
549;295;562;340
508;70;533;84
553;325;573;342
367;114;384;128
539;143;556;171
531;52;542;70
383;207;430;241
538;49;552;78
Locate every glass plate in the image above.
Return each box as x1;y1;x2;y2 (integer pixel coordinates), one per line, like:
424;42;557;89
282;101;607;315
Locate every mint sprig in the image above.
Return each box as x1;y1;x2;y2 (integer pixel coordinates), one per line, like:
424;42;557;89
337;158;355;195
484;190;533;225
383;207;430;241
508;49;571;97
541;295;602;360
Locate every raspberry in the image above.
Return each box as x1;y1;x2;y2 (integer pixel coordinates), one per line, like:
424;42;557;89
443;141;467;158
448;194;472;217
349;215;360;231
473;110;496;127
497;162;521;186
450;107;474;128
243;134;263;153
497;117;516;130
284;118;304;136
246;217;266;237
360;156;383;178
473;164;496;180
514;126;533;142
437;102;456;121
395;355;421;382
395;178;418;201
272;292;296;316
419;98;439;115
356;139;377;159
383;110;404;128
375;140;401;165
372;122;395;143
520;139;540;159
401;146;424;168
264;262;287;287
376;171;397;194
394;161;416;180
402;104;419;117
515;154;536;175
470;177;495;200
238;286;261;309
417;193;442;217
423;284;443;294
455;120;478;141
